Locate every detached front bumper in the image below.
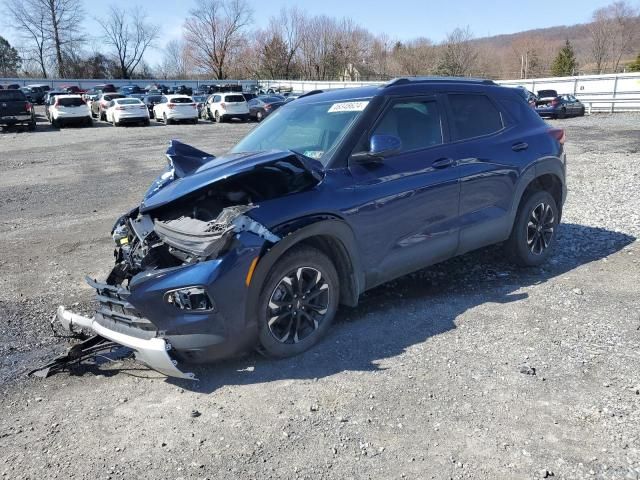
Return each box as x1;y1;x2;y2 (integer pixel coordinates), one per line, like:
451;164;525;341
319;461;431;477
54;306;196;380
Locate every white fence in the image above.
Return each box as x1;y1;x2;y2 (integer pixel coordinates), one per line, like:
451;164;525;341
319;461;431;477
3;72;640;112
261;73;640;112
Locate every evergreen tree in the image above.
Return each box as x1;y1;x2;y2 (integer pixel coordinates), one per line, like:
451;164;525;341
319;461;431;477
628;53;640;72
0;36;21;76
551;39;578;77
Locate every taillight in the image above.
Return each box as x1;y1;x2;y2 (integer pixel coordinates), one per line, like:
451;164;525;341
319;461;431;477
551;98;560;107
116;106;125;110
548;127;565;145
220;102;226;109
168;103;175;109
25;102;32;112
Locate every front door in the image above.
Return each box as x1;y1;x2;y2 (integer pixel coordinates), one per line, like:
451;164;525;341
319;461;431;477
346;96;461;287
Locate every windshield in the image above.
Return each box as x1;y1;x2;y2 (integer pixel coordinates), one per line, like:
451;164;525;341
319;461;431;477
231;98;371;165
538;90;558;98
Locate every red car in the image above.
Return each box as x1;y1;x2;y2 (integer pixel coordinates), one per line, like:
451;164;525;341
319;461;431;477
61;85;87;95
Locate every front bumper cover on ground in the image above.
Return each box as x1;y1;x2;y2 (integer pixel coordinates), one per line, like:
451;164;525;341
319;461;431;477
54;306;196;380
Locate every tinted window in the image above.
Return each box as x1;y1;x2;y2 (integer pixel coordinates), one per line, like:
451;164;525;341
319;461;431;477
0;90;26;101
146;96;162;103
224;95;245;103
372;100;443;152
263;96;284;104
537;90;558;98
117;99;141;105
448;94;503;140
171;97;193;104
58;97;85;107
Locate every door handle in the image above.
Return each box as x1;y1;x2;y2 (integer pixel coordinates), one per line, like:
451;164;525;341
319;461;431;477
512;142;529;152
432;157;455;169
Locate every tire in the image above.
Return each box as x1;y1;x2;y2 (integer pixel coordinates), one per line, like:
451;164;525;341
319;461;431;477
85;117;92;127
257;246;339;358
28;119;36;131
256;111;263;122
505;190;559;267
579;106;585;117
163;113;171;125
113;118;118;127
214;110;221;123
144;119;150;126
557;108;566;119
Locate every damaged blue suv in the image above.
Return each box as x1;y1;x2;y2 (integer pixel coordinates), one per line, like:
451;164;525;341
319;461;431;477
55;78;567;379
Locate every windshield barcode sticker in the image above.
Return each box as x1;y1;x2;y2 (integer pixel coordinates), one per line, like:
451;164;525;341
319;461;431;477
328;101;369;113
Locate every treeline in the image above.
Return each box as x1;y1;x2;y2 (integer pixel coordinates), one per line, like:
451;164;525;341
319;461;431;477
1;0;639;80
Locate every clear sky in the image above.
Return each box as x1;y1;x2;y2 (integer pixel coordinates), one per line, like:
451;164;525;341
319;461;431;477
2;0;618;66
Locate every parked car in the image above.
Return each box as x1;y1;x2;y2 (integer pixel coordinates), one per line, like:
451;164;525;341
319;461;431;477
119;85;143;95
44;91;68;120
48;94;92;128
243;92;257;102
195;84;213;95
535;90;585;118
202;92;249;122
192;95;207;117
248;96;285;122
170;85;193;96
153;95;199;124
105;97;150;126
142;94;163;118
20;87;34;103
84;84;118;102
22;85;46;104
5;83;21;90
29;84;50;93
145;84;170;94
54;77;567;379
0;89;36;130
92;93;127;120
61;85;86;94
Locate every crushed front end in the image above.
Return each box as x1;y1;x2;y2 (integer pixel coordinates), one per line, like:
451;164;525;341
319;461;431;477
53;140;322;379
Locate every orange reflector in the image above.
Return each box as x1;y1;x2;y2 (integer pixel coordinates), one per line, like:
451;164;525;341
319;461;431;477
245;257;259;286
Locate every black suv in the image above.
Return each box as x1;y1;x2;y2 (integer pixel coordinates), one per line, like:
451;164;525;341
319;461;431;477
56;77;567;379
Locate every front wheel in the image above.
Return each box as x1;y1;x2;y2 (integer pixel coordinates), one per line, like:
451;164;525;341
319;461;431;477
214;110;221;123
257;246;339;358
505;190;559;267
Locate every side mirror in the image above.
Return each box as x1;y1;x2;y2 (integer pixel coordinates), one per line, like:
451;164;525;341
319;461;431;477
352;134;402;164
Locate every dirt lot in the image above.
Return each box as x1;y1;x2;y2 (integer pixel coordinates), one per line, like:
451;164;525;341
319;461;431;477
0;109;639;480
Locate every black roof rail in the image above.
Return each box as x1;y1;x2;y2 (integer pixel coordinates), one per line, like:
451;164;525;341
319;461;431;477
385;77;497;88
298;89;324;99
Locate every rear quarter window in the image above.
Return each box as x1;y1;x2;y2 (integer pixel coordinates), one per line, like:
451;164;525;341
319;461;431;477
448;94;504;141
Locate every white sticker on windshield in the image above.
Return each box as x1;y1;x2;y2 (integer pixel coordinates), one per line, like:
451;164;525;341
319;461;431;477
328;101;369;113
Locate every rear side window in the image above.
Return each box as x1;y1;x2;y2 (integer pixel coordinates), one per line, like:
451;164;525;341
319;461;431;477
58;97;85;107
224;95;245;103
448;94;503;141
0;90;26;101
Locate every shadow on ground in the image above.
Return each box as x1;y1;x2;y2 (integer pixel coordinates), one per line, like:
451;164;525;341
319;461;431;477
33;222;636;390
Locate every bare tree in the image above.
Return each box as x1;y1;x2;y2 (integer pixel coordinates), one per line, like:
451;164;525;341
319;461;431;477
590;7;613;73
392;38;438;76
437;27;478;76
161;39;189;79
97;6;159;79
4;0;50;77
42;0;84;76
272;6;304;79
183;0;253;79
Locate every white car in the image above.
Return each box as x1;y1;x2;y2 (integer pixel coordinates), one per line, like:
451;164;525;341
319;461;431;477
153;95;199;124
105;97;150;126
49;95;92;128
203;92;249;122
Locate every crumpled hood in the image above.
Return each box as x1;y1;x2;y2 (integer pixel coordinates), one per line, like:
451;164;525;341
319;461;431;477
140;140;324;213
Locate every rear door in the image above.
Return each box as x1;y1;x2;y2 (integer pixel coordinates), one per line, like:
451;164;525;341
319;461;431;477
444;92;523;253
223;94;247;113
348;96;461;285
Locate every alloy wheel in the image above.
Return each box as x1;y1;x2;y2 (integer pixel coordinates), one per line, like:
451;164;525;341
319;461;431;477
527;202;555;255
267;267;330;344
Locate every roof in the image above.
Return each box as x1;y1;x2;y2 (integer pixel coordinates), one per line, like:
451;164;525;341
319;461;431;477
55;94;83;98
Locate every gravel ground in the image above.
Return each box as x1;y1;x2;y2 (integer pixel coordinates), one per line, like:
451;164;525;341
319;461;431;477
0;109;639;479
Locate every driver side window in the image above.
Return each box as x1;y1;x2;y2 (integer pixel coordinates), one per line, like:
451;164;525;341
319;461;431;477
370;100;443;154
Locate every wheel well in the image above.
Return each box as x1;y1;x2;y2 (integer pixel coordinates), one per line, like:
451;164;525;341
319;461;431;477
521;173;563;218
297;235;359;307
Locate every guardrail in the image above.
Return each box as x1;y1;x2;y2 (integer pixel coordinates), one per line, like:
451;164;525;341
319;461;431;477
580;97;640;114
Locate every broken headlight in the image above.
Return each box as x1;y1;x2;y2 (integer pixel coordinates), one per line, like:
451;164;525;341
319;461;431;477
164;287;214;312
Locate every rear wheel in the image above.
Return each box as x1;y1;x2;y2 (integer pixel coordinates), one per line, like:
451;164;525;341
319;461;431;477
28;119;36;131
257;246;339;358
505;190;559;267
